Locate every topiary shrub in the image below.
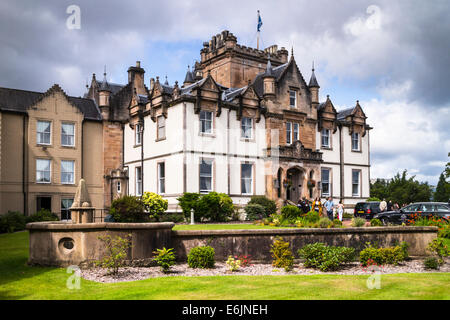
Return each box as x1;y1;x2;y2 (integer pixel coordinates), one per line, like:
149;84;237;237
152;247;176;273
244;203;266;221
0;211;27;233
142;192;168;221
298;243;355;272
26;209;59;223
247;195;277;217
352;217;366;227
319;217;333;228
280;205;302;222
370;218;382;227
359;242;407;267
176;192;201;220
187;246;215;268
195;192;234;222
270;236;294;271
109;195;146;222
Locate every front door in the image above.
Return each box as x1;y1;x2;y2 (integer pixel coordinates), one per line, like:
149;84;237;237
286;168;303;203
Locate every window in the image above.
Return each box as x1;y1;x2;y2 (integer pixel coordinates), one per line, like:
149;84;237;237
199;158;213;192
435;204;449;212
241;117;253;139
36;159;51;183
36;196;51;212
286;122;292;144
352;170;360;196
289;90;297;108
321;168;330;196
61;160;75;184
117;181;121;193
241;163;253;194
293;123;299;141
404;204;419;212
158;162;165;194
135;166;142;196
200;110;213;134
157;116;166;140
135;123;143;145
351;132;360;151
61;123;75;147
321;129;330;148
37;120;51;145
61;198;73;220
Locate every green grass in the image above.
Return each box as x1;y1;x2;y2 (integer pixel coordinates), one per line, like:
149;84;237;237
173;223;292;231
0;231;449;300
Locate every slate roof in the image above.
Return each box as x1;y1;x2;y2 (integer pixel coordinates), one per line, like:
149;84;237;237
252;62;288;96
308;69;319;87
95;81;124;95
222;87;246;102
0;86;102;121
336;107;355;120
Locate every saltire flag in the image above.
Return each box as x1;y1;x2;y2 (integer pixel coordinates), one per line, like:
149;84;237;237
257;10;263;32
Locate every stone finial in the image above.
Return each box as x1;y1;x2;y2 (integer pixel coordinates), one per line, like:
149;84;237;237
71;179;92;208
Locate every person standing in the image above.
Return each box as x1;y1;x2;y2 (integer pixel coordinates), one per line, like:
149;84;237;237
387;200;393;211
337;200;344;222
324;197;335;220
379;199;387;212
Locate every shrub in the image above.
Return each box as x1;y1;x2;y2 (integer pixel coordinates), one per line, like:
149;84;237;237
298;243;355;272
142;192;168;221
226;256;241;272
247;196;277;216
96;234;132;275
109;195;146;222
370;218;382;227
160;213;185;223
270;236;294;272
427;238;449;265
26;209;59;223
280;205;302;222
343;212;354;219
305;211;320;223
0;211;27;233
196;192;234;222
187;246;215;268
318;217;333;228
367;197;381;202
352;217;366;227
236;254;252;267
244;203;266;221
152;247;176;273
176;193;200;219
332;219;343;227
359;242;407;267
423;257;440;270
438;225;450;239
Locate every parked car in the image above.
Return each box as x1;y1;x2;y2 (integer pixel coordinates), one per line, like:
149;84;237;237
373;202;450;225
354;201;381;219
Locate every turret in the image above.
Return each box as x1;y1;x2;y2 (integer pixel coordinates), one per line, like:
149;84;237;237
309;62;320;107
183;65;194;87
99;67;111;120
262;56;276;99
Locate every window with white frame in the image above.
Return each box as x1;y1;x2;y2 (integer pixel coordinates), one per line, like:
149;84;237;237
199;158;213;192
36;159;51;183
241;117;253;139
157;116;166;140
289;90;297;108
351;132;360;151
61;123;75;147
352;170;360;196
37;120;51;145
200;110;213;134
135;166;142;196
61;198;73;220
158;162;165;194
293;123;299;141
321;168;331;196
241;163;253;194
286;122;292;144
135;123;143;145
321;129;330;148
61;160;75;184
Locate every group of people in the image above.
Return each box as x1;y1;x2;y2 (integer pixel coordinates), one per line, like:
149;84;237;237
297;196;345;221
379;199;400;212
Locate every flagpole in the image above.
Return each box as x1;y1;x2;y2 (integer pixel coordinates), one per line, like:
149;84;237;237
257;10;260;50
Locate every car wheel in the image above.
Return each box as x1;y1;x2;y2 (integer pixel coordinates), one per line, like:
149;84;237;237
381;217;389;226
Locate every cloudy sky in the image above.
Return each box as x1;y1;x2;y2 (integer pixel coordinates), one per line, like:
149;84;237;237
0;0;449;185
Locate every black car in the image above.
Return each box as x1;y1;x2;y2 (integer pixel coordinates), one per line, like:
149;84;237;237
354;201;381;219
373;202;450;225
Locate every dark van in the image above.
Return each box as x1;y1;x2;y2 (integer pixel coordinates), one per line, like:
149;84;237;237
354;201;381;219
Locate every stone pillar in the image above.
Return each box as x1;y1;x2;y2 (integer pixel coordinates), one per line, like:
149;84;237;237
70;179;95;224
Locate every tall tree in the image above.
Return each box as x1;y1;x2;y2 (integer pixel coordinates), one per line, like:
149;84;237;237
434;172;450;202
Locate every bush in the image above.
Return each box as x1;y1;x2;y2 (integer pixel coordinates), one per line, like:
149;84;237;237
318;217;333;228
196;192;234;222
109;196;146;222
332;219;343;227
142;192;168;221
298;243;355;272
367;197;381;202
226;256;241;272
423;257;440;270
305;211;320;223
152;247;176;273
247;196;277;216
438;225;450;239
427;238;449;265
236;254;252;267
370;218;382;227
176;193;201;219
244;203;266;221
95;234;132;275
359;242;407;267
26;209;59;223
187;246;215;268
280;205;302;221
270;236;294;272
160;213;185;223
352;217;366;227
0;211;27;233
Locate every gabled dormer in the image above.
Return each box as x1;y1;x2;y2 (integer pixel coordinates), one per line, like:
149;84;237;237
318;95;338;134
337;100;368;137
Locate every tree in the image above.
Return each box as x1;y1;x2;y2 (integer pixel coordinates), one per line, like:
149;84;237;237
370;179;389;200
434;172;450;202
445;152;450;179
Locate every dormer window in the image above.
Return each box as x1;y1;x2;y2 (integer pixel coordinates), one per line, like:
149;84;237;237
351;132;360;151
289;90;297;108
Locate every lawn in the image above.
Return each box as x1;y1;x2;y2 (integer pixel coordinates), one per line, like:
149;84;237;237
0;231;449;300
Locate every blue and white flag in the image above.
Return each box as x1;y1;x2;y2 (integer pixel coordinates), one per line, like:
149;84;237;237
257;10;263;32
